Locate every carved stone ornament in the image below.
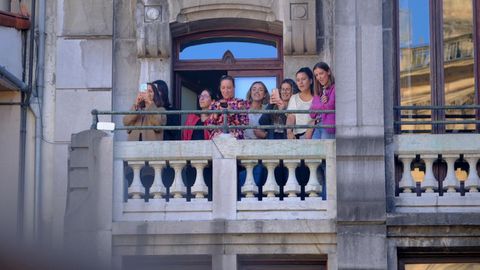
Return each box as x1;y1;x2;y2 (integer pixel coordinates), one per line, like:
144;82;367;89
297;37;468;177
135;0;171;58
284;0;316;55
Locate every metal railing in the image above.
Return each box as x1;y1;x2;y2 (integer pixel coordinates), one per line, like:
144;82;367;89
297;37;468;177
91;109;336;132
394;105;480;133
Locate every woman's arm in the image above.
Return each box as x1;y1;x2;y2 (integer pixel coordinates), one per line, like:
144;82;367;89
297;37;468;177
309;96;322;119
286;114;296;139
123;104;140;126
145;105;167;128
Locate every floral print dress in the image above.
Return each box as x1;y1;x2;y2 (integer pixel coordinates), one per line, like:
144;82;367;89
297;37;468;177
206;98;250;139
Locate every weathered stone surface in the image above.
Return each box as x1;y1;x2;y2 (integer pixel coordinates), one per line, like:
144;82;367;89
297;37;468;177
62;0;113;36
283;0;317;55
395;134;480;154
65;133;112;267
56;39;113;89
171;0;277;23
114;0;136;39
387;213;480;226
337;225;387;270
135;0;170;58
54;89;112;142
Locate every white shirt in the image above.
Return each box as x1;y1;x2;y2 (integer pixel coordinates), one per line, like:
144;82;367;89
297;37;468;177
244;113;262;139
287;93;313;135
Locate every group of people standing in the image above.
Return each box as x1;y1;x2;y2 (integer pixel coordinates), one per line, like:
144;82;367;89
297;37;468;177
123;62;335;141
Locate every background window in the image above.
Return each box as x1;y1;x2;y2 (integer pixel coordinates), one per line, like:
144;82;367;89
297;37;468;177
396;0;479;133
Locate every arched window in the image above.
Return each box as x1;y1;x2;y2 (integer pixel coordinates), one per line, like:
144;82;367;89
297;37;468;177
173;30;283;110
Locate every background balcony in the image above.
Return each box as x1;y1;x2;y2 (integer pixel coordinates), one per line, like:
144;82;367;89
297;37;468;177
394;134;480;213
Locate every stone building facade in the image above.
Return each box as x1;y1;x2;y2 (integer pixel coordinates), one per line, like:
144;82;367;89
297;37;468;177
1;0;479;269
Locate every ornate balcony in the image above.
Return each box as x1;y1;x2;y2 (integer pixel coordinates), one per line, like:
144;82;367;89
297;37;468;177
113;136;337;222
394;134;480;213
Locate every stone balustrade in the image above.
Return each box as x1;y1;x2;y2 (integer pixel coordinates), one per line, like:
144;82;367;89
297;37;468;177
394;134;480;213
113;137;336;221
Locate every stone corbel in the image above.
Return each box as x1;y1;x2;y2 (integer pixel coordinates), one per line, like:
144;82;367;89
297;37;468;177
135;0;171;58
284;0;317;55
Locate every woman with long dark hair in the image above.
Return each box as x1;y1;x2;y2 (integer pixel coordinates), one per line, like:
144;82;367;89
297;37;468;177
152;79;181;140
286;67;314;139
123;82;166;141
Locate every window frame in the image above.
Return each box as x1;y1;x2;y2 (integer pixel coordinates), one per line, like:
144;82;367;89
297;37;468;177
172;30;284;109
395;0;480;133
398;249;480;270
173;30;283;71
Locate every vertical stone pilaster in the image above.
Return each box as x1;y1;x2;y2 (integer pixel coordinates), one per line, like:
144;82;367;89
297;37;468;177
335;0;387;269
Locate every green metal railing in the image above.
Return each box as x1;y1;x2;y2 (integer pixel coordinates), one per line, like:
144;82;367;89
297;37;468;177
91;109;336;132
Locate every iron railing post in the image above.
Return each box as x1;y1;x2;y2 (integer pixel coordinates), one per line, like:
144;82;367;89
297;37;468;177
222;109;228;134
91;109;99;130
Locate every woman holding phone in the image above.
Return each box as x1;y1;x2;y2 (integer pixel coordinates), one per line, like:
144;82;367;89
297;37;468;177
259;78;298;139
123;82;167;141
206;75;250;139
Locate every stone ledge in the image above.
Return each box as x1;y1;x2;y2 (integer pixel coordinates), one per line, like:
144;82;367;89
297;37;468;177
394;194;480;213
387;212;480;226
112;219;336;235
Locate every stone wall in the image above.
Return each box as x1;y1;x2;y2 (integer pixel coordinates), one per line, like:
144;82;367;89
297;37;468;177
334;0;387;269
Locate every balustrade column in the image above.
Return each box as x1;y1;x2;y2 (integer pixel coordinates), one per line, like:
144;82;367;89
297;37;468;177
241;160;258;198
305;159;322;197
421;155;437;193
283;160;300;197
149;161;166;199
398;156;415;193
191;160;208;198
262;160;279;198
443;155;459;193
464;155;480;192
169;161;187;199
127;161;145;199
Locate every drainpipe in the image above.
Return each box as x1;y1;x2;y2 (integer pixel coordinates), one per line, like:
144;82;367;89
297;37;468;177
18;0;36;239
0;65;28;91
31;0;45;240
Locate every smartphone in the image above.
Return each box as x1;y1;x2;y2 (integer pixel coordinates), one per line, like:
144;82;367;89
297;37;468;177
272;88;279;99
139;83;148;93
270;88;280;104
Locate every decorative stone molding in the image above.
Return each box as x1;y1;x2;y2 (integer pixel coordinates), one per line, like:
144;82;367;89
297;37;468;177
135;0;170;58
284;0;317;55
172;1;277;23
